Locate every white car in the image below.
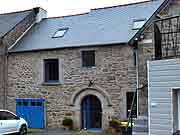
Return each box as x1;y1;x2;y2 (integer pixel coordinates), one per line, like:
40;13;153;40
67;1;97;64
0;109;28;135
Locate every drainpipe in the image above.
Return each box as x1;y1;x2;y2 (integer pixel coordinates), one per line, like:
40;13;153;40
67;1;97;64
2;45;6;109
3;46;8;109
3;52;5;109
134;38;139;117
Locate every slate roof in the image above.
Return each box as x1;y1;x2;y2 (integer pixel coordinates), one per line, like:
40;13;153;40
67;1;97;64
10;0;166;52
0;10;32;38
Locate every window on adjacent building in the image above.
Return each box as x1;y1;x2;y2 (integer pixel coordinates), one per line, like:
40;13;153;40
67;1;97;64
133;19;146;30
82;50;95;67
44;59;59;83
52;28;68;38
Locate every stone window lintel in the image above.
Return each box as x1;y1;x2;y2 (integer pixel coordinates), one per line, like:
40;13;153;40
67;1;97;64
41;81;62;86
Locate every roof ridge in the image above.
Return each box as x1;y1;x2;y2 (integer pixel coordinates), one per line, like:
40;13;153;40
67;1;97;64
45;12;90;20
91;0;153;11
44;0;156;20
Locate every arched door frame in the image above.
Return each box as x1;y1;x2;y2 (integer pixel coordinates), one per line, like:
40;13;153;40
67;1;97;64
71;87;113;130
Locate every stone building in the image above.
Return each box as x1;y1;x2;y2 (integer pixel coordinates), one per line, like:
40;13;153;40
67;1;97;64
5;0;165;130
0;7;47;109
3;0;180;133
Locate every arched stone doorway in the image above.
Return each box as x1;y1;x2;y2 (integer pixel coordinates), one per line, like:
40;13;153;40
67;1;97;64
81;95;102;129
70;86;113;130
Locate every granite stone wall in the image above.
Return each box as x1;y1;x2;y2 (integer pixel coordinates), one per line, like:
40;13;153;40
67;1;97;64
7;45;137;129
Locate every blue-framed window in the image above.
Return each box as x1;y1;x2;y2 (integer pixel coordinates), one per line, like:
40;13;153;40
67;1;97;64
44;59;59;83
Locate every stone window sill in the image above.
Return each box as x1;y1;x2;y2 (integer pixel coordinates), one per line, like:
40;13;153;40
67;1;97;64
81;66;96;70
42;82;62;86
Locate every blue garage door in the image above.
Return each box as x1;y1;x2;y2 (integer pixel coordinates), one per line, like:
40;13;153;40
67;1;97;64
16;98;45;129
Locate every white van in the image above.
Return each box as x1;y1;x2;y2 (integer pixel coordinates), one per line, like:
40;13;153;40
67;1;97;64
0;109;28;135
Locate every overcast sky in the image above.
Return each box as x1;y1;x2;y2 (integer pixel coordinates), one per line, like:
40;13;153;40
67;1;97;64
0;0;146;17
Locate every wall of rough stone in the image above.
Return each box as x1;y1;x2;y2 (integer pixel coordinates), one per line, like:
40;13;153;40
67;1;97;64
162;0;180;17
7;45;137;129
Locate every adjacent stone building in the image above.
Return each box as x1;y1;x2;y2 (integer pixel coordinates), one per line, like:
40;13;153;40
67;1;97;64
0;7;47;109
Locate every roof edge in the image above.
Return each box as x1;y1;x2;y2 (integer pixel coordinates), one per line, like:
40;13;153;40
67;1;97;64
45;12;90;20
1;9;34;39
0;7;47;16
0;9;32;16
9;42;127;54
91;0;150;11
1;7;40;39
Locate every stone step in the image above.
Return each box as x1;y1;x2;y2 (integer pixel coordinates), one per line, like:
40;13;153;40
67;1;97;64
137;115;148;120
134;119;148;125
133;125;148;133
132;115;148;134
132;132;148;135
133;124;148;128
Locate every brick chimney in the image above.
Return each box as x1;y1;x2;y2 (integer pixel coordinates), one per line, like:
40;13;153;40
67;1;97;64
34;7;47;23
3;7;47;49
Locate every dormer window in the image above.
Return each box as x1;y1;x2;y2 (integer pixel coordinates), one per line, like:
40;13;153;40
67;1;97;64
133;19;146;30
52;28;69;38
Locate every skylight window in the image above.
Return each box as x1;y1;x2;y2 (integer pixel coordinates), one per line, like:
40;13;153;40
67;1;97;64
133;19;146;30
52;28;69;38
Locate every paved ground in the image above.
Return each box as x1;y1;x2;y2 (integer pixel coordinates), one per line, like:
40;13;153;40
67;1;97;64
27;129;113;135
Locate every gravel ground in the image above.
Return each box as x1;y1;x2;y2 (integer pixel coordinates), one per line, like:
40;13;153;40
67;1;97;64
27;129;113;135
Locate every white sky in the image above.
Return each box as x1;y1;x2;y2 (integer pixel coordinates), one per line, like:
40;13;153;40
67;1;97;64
0;0;146;17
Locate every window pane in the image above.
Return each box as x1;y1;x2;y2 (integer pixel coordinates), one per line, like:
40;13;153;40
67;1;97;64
44;59;59;82
133;20;146;29
82;50;95;67
17;101;22;106
37;102;42;106
23;101;28;106
52;28;68;38
0;111;16;120
54;30;66;37
31;102;36;106
0;112;3;120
